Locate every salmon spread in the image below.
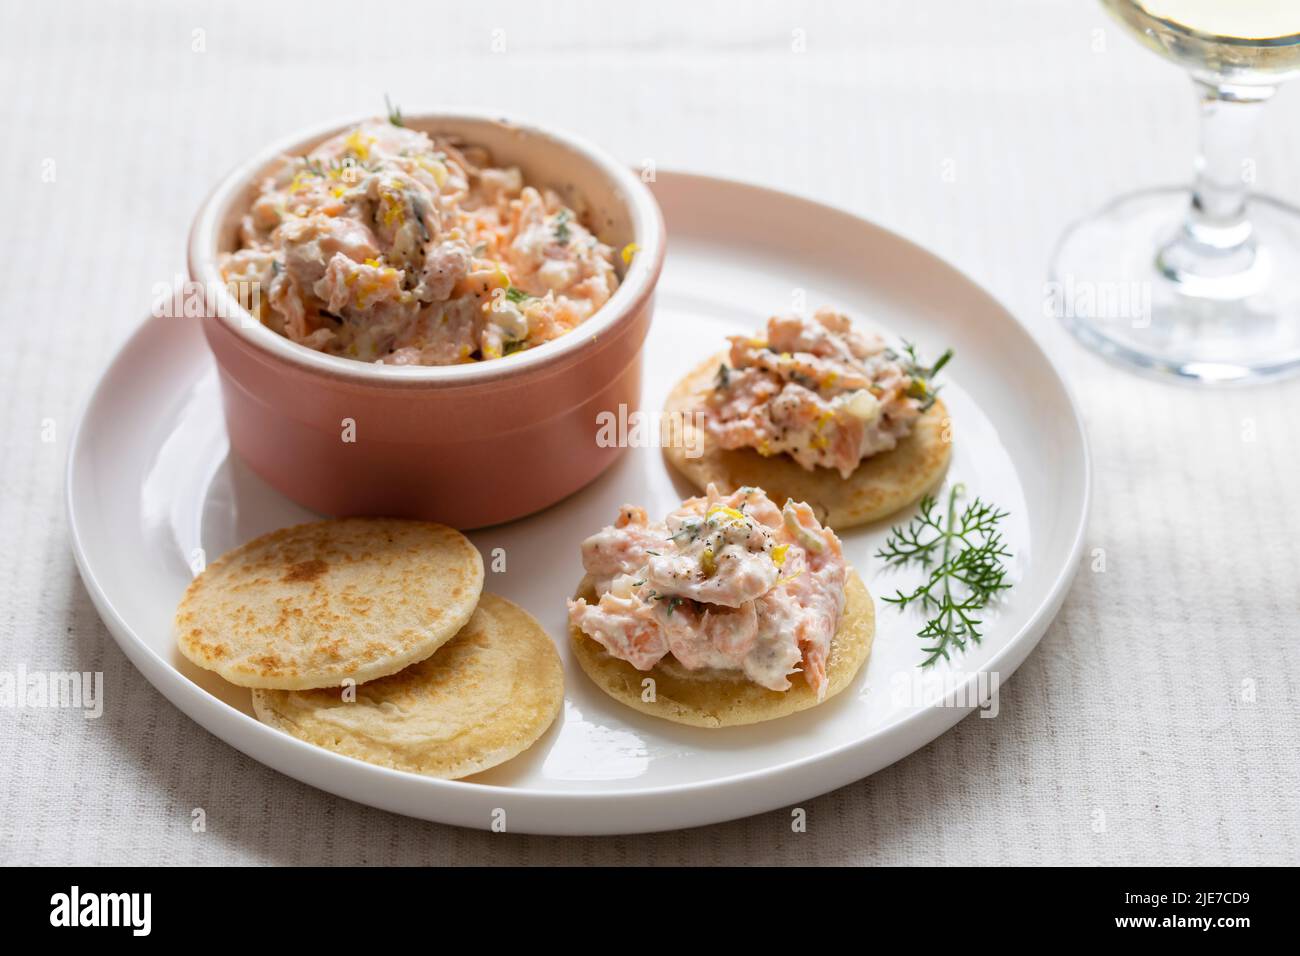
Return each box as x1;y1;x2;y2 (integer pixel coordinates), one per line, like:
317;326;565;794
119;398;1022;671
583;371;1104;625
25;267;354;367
221;119;621;365
704;309;947;477
567;485;848;698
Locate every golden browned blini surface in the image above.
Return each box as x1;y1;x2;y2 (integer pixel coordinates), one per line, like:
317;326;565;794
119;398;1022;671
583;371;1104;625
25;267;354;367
252;594;563;779
570;572;874;728
664;353;952;528
175;519;483;689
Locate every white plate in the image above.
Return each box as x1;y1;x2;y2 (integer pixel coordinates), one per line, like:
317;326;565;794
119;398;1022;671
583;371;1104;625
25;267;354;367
67;172;1090;835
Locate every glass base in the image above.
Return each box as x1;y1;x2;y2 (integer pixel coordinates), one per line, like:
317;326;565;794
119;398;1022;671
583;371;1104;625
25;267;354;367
1049;186;1300;385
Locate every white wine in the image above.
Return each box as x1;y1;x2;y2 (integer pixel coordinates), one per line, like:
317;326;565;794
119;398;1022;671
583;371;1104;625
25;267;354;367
1103;0;1300;84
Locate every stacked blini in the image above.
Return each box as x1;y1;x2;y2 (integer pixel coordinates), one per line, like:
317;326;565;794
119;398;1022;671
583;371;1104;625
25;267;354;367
175;519;561;779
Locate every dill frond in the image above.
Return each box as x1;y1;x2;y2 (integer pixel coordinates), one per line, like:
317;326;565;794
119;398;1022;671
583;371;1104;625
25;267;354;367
876;483;1012;666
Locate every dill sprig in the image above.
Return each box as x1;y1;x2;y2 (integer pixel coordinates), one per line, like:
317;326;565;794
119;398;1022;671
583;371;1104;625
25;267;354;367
666;518;703;545
875;483;1012;667
889;341;953;412
384;94;404;127
643;590;686;616
553;209;571;245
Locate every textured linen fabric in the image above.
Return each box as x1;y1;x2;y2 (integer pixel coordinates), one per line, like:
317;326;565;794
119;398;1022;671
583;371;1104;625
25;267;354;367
1;0;1297;865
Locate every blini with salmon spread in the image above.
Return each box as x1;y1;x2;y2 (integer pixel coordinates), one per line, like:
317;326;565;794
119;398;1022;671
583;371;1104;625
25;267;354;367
664;353;951;528
569;571;875;728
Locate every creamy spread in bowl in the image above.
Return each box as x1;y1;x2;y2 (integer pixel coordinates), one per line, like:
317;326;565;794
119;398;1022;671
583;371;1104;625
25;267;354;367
567;485;848;699
220;118;623;366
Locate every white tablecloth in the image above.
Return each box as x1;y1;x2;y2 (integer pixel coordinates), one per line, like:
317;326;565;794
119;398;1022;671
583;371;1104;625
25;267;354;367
2;0;1297;865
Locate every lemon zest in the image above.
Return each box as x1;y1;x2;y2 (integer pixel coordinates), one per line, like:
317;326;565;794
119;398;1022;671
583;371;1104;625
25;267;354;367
357;279;377;308
343;130;373;161
707;505;747;524
379;189;405;227
700;547;717;578
418;156;449;188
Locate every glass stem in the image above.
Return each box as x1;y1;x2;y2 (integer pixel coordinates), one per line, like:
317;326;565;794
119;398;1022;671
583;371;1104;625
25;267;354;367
1157;79;1274;292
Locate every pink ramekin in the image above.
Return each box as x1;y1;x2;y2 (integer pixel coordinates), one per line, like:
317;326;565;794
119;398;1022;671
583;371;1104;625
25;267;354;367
188;112;665;529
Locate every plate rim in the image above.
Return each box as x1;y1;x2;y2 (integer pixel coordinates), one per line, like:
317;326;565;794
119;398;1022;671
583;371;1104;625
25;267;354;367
66;170;1092;834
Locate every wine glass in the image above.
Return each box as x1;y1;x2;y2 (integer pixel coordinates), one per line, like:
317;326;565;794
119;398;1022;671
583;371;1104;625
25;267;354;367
1050;0;1300;384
